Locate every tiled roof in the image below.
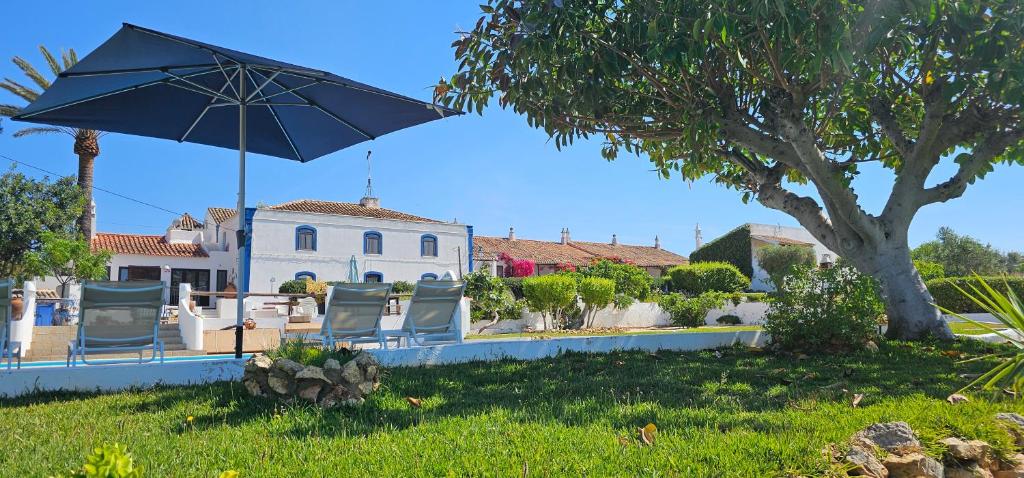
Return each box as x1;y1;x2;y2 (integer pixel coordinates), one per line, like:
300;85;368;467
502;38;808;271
265;199;443;224
473;236;595;265
92;233;209;258
207;207;236;225
174;213;203;230
473;236;689;267
750;234;814;246
571;241;689;267
35;289;60;300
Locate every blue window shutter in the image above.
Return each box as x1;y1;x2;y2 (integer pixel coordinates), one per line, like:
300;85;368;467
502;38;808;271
363;231;382;254
295;225;317;251
421;273;438;280
295;271;316;281
420;234;438;257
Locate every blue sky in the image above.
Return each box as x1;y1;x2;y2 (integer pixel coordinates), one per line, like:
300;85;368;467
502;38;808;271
1;1;1021;255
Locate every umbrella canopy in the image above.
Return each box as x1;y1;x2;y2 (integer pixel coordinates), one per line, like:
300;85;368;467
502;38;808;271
348;255;360;283
13;23;461;357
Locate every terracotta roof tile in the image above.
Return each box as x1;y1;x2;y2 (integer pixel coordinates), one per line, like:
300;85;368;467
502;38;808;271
474;236;689;268
570;241;689;267
265;199;444;224
92;233;208;258
173;213;203;230
207;207;236;225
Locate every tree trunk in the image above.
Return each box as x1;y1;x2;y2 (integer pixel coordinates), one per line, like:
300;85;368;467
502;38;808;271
76;152;95;240
855;244;954;341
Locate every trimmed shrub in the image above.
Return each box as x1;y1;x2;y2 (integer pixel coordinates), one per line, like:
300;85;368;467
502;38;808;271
579;259;654;300
755;244;816;288
668;262;750;294
522;275;578;330
502;277;525;299
579;277;615;328
392;280;415;294
689;224;753;278
913;260;945;282
278;279;306;294
927;276;1024;313
716;314;742;325
763;263;883;353
658;292;727;327
464;271;523;323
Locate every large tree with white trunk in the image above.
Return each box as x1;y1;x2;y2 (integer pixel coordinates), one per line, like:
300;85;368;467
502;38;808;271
439;0;1024;340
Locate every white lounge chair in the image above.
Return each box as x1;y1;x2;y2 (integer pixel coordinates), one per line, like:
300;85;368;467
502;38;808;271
0;279;22;369
302;283;394;349
68;281;165;366
399;280;467;347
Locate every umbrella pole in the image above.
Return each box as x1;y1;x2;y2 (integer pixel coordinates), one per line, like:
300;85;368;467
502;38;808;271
234;66;247;359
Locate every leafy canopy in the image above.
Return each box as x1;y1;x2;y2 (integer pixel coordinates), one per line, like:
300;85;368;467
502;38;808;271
25;232;111;288
756;244;817;288
0;168;83;278
912;226;1016;276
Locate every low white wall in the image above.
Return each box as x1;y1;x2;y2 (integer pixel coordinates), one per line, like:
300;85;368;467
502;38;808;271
471;300;769;334
371;330;766;367
178;284;204;351
10;281;37;356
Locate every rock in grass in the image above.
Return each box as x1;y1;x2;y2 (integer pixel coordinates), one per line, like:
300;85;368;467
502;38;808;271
941;437;991;463
340;359;363;385
856;422;922;455
845;444;889;478
323;358;343;383
319;384;363;408
882;452;944;478
267;358;304;395
997;414;1024;448
945;464;994;478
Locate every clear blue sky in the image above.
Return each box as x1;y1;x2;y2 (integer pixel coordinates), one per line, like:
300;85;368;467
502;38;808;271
2;1;1021;256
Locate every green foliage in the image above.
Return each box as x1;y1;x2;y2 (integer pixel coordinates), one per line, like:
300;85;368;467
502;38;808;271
668;262;750;295
277;279;306;294
913;260;946;282
464;271;523;323
579;259;653;300
658;292;727;327
935;275;1024;393
26;231;111;288
763;263;883;353
578;277;615;328
266;338;354;368
54;443;143;478
0;168;83;279
716;314;742;325
688;226;753;278
912;227;1011;276
392;280;414;294
522;275;578;330
612;294;634;309
755;244;816;288
927;276;1024;313
501;277;525;299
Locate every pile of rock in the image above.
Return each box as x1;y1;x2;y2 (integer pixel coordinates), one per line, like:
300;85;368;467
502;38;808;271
242;352;381;408
836;418;1024;478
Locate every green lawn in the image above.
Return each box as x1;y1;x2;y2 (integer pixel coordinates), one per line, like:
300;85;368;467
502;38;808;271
2;340;1021;477
466;325;762;340
949;321;1007;335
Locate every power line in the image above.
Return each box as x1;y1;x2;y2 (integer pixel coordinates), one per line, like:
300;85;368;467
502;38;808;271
0;152;184;217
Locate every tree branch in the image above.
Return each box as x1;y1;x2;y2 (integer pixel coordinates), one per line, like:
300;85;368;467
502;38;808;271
868;97;913;158
918;128;1024;205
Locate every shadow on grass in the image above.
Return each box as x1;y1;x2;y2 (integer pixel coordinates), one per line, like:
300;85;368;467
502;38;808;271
2;338;1008;439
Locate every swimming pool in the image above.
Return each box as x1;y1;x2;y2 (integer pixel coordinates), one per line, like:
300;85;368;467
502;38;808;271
16;353;254;369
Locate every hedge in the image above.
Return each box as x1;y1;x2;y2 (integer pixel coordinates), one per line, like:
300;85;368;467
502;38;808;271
502;277;525;299
689;224;753;278
927;276;1024;314
667;262;750;294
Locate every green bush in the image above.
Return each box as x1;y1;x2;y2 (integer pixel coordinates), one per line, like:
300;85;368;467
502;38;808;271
579;277;616;328
927;276;1024;313
716;314;742;325
464;271;523;323
502;277;525;299
658;292;727;328
755;244;816;288
54;443;143;478
267;338;354;367
763;263;883;353
579;259;653;300
668;262;750;294
522;275;578;330
392;280;415;294
689;224;753;278
278;279;307;294
913;260;946;282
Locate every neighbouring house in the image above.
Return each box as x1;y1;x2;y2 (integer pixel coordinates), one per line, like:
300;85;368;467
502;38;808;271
474;227;689;277
690;223;837;291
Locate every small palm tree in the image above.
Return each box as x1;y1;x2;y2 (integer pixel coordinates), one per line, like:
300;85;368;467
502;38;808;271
0;46;102;240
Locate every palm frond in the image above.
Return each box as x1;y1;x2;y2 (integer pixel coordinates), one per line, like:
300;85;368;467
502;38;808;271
12;126;64;137
63;48;78;69
1;77;40;103
0;103;22;117
12;56;50;90
39;46;62;77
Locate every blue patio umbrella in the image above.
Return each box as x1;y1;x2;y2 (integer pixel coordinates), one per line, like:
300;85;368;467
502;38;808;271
12;23;461;358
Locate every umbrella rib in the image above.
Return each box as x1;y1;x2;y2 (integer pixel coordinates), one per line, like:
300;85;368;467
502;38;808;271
13;67;223;119
249;65;450;112
247;68;375;140
246;71;281;102
165;71;238;103
59;64;221;78
212;54;241;100
244;72;303;161
180;68;241;142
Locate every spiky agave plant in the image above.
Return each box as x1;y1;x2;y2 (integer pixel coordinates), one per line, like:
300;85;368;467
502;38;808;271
0;46;103;240
936;274;1024;394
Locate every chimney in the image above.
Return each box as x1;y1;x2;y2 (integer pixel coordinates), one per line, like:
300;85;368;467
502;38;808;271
611;234;618;246
360;150;380;209
89;200;97;241
560;227;571;245
654;235;661;249
508;226;516;241
695;223;703;249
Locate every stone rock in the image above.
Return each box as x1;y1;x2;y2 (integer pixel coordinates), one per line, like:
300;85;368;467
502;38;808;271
865;341;880;353
946;464;994;478
357;379;376;396
319;384;364;409
846;444;889;478
997;414;1024;447
296;382;324;403
994;454;1024;477
295;365;329;383
882;453;944;478
355;351;378;369
942;437;990;462
245;354;274;373
323;359;342;383
267;358;304;395
856;422;923;455
994;472;1024;478
364;364;379;382
243;378;266;397
340;359;363;385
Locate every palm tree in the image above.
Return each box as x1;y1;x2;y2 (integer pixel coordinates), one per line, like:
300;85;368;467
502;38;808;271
0;46;102;240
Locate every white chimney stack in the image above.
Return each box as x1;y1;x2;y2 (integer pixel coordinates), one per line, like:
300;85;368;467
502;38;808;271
508;226;516;241
611;234;618;246
654;235;661;249
560;227;571;245
695;223;703;249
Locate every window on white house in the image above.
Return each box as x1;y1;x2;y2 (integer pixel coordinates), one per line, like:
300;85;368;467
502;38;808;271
296;226;317;251
364;231;382;255
421;235;438;257
364;272;383;283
